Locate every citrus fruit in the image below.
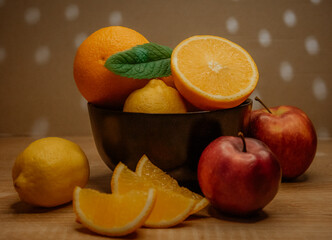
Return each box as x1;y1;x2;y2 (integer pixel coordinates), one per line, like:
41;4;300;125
73;26;150;108
171;35;259;110
12;137;90;207
73;187;156;237
135;154;209;214
111;162;195;228
158;75;175;88
123;79;187;113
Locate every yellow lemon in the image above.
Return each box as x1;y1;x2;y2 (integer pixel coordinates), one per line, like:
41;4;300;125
123;79;187;114
12;137;90;207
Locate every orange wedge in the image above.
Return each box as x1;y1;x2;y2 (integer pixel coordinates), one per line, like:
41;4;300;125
171;35;259;110
73;186;156;237
136;155;209;214
111;162;195;228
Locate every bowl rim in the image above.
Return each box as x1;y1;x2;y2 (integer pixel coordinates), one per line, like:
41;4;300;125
88;98;252;116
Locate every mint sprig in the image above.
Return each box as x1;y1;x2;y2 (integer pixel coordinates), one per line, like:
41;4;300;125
104;43;173;79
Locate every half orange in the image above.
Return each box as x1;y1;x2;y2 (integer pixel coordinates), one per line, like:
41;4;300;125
171;35;259;110
73;186;156;237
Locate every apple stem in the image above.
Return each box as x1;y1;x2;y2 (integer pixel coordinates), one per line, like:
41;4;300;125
255;96;272;114
238;132;247;153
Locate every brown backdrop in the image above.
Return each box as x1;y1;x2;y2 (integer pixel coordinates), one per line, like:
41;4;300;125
0;0;331;138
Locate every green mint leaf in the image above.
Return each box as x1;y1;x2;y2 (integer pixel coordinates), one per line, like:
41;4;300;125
104;43;173;79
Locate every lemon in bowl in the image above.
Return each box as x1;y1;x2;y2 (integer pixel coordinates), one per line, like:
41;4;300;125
123;79;187;114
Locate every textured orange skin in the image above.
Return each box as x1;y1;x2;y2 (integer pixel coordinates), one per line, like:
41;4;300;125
158;75;175;88
249;106;317;179
73;26;150;109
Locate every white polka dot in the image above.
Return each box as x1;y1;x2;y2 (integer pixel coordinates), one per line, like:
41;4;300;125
283;9;297;27
109;11;123;26
280;61;293;82
313;77;327;100
65;4;79;21
30;117;49;136
25;7;40;25
317;126;330;139
80;97;88;112
35;46;50;65
226;17;239;34
258;29;271;47
311;0;321;5
316;151;327;157
305;36;320;55
0;0;5;7
74;32;88;48
0;47;6;62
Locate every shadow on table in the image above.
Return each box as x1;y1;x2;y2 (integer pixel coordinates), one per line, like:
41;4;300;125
282;173;308;183
10;172;112;214
10;201;71;214
207;205;268;223
87;172;112;193
76;226;138;238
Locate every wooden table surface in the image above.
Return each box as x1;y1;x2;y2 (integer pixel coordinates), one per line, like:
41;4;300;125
1;137;332;240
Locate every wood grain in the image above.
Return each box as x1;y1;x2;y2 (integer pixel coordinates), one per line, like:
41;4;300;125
1;137;331;240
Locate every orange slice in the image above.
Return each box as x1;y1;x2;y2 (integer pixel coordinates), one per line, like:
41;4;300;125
73;186;156;237
111;162;195;228
136;155;209;214
171;35;259;110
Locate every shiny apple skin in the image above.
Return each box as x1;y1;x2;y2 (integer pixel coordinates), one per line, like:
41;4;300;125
249;106;317;180
197;136;281;216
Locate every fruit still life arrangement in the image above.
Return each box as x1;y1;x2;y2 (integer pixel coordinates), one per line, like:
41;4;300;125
12;26;317;237
74;155;209;236
73;26;258;111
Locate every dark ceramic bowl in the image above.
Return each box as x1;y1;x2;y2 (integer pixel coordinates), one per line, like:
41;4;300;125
88;99;252;190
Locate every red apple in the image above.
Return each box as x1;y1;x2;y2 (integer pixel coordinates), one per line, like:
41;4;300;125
249;97;317;180
198;133;281;216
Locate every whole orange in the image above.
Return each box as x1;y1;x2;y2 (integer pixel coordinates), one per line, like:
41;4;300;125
74;26;150;108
